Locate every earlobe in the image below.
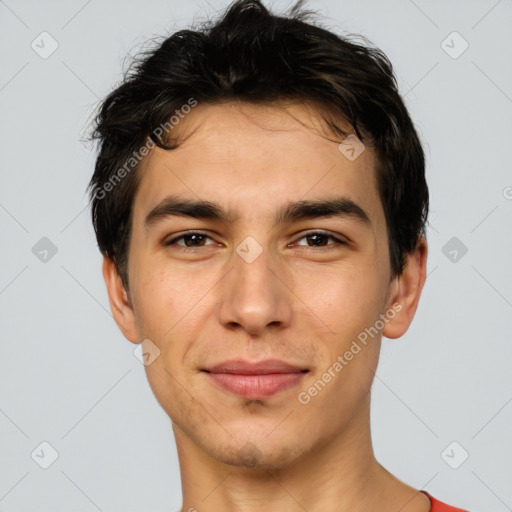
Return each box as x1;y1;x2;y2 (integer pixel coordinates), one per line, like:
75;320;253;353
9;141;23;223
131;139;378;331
382;235;428;340
102;256;140;344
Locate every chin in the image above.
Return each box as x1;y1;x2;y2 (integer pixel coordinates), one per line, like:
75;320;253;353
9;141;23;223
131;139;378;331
205;436;307;470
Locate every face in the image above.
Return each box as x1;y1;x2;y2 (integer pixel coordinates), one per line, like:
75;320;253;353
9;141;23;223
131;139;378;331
105;100;424;470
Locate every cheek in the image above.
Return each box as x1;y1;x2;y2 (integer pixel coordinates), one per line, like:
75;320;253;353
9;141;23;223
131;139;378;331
296;263;385;338
130;258;198;338
143;362;199;429
131;261;214;376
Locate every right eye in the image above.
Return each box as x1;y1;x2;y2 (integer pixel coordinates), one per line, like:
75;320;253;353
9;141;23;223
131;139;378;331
164;231;217;249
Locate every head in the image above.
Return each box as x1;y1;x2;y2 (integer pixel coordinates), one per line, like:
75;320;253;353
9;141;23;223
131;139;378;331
88;0;428;470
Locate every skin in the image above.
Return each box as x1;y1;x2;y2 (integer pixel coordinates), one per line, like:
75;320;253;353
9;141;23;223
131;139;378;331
103;100;429;512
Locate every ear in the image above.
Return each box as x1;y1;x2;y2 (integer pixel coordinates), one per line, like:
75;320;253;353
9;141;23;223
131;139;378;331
382;235;428;339
102;256;139;344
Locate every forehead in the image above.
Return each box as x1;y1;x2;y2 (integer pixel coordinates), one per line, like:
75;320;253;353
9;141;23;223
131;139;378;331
134;101;384;233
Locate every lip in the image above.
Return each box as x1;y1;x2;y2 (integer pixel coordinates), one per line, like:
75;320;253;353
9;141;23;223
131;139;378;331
205;358;307;375
202;358;309;399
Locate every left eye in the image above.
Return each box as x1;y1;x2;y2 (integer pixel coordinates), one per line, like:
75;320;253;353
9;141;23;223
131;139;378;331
291;231;346;248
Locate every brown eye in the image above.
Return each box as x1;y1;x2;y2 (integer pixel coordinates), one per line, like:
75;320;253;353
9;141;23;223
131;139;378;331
165;232;215;248
291;231;347;249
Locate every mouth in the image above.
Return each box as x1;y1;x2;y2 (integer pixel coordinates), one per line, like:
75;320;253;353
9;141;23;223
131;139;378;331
201;359;309;400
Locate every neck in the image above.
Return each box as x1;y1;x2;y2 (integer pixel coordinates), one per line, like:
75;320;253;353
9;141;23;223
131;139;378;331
174;393;430;512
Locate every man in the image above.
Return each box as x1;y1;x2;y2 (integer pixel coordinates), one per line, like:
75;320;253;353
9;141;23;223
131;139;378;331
88;0;467;510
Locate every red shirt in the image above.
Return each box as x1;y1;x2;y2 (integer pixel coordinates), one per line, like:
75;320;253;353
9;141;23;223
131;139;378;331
422;491;468;511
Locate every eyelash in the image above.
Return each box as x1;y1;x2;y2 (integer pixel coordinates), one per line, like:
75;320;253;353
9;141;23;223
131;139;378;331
163;230;347;252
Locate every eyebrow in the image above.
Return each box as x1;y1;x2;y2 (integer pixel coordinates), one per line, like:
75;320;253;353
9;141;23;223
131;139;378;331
144;195;372;230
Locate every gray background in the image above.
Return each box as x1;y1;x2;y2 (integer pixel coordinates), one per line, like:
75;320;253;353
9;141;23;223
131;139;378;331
1;0;511;510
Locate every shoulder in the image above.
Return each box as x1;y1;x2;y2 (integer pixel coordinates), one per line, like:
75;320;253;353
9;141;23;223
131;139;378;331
421;491;469;512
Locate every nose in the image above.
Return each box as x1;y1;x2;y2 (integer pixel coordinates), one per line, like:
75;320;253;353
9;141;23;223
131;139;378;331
217;240;293;336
